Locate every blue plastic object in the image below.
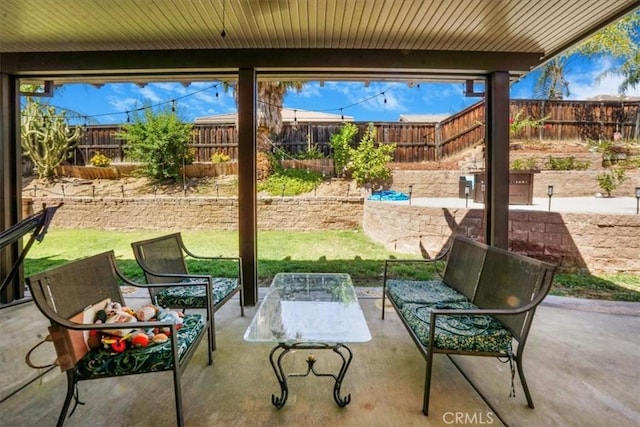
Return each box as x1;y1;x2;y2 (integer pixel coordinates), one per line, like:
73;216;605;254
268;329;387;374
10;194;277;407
368;190;410;201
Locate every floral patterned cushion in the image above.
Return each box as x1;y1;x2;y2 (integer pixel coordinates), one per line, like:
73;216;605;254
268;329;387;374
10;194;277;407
387;280;468;309
400;302;512;353
74;314;205;380
155;278;239;309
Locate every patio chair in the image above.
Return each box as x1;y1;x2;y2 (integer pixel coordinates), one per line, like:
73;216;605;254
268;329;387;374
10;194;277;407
26;251;211;426
131;232;243;351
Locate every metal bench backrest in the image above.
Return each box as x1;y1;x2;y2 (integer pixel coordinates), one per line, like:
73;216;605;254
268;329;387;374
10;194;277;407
26;251;124;320
474;246;555;342
442;236;486;301
131;233;189;300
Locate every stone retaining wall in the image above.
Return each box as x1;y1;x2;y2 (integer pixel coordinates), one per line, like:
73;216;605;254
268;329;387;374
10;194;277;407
362;200;640;274
391;169;640;198
27;196;364;231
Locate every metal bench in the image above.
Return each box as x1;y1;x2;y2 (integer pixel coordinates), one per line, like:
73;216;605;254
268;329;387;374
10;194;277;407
131;232;243;352
26;251;212;426
382;236;556;418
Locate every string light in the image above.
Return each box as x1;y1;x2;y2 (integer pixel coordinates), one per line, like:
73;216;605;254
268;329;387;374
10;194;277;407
20;81;409;126
220;0;226;38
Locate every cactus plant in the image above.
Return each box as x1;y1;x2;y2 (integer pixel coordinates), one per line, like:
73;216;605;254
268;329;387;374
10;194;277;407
21;99;82;179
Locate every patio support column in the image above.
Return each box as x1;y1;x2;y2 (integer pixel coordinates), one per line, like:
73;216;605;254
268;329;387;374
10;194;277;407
483;71;510;249
237;68;258;305
0;73;23;303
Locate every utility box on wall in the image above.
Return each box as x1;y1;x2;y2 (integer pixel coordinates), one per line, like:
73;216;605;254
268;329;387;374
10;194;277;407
473;170;537;205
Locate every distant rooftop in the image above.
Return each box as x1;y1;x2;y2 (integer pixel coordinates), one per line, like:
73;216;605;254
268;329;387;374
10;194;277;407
587;95;640;102
398;114;451;123
195;108;353;124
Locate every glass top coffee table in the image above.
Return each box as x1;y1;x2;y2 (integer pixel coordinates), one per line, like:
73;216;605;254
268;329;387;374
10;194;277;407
243;273;371;408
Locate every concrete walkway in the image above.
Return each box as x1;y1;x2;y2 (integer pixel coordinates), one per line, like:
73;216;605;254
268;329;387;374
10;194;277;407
1;289;638;426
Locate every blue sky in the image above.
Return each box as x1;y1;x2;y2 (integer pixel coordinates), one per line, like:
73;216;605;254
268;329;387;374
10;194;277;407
40;55;639;126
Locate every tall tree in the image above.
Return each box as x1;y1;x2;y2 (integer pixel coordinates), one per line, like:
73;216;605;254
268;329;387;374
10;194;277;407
534;11;640;99
534;58;570;100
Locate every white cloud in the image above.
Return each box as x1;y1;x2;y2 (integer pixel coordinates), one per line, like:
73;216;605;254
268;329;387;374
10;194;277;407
135;86;162;103
107;96;138;112
568;58;640;99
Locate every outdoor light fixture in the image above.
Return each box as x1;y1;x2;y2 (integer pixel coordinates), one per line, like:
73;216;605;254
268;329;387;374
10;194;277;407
465;185;470;208
635;187;640;214
547;185;554;211
408;184;413;205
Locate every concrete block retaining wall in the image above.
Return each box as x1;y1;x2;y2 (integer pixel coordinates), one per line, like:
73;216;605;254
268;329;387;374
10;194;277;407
391;169;640;198
362;200;640;274
27;196;364;231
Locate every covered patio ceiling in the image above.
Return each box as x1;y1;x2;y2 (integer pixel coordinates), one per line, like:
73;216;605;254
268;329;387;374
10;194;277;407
1;0;639;83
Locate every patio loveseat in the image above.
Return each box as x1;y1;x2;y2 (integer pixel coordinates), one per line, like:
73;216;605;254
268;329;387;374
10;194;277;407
26;251;212;426
382;236;556;416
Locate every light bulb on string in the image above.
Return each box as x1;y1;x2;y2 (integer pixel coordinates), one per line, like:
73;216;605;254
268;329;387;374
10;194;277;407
382;92;387;104
340;108;344;121
171;100;176;112
220;0;226;38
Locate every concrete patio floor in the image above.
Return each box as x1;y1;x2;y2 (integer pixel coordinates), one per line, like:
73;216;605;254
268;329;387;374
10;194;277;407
1;289;639;426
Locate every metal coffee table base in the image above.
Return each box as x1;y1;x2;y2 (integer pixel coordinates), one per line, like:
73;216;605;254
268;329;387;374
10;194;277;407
269;342;353;408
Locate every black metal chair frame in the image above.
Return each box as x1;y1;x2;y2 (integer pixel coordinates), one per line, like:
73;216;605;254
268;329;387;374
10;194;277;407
0;203;61;300
131;232;244;352
26;251;212;427
382;236;556;420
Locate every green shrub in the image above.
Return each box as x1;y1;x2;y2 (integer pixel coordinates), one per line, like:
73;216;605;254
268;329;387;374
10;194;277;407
294;145;325;160
115;106;193;181
348;123;395;188
510;158;538;170
211;152;231;163
596;167;626;197
258;168;323;196
89;152;111;167
547;156;590;170
329;122;358;176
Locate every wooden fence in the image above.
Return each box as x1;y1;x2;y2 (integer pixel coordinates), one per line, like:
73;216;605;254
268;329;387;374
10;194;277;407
71;99;640;168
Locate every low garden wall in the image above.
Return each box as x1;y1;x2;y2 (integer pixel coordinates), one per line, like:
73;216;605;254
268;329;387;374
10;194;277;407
26;196;364;231
362;200;640;274
391;169;640;198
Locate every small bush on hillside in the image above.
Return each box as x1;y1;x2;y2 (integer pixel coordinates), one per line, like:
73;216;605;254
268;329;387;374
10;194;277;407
348;124;395;189
115;106;193;181
547;156;591;170
90;152;111;167
596;167;626;197
211;152;231;163
329;122;358;176
294;145;325;160
510;158;539;170
258;167;323;196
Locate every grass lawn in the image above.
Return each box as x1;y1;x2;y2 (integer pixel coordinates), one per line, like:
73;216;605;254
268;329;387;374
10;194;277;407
23;229;640;302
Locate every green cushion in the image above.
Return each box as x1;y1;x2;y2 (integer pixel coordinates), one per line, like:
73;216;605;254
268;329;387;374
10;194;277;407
74;314;205;380
155;278;239;309
387;280;468;309
400;302;512;353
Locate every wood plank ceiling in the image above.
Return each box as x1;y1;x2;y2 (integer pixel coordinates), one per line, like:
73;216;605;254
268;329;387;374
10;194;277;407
1;0;639;82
